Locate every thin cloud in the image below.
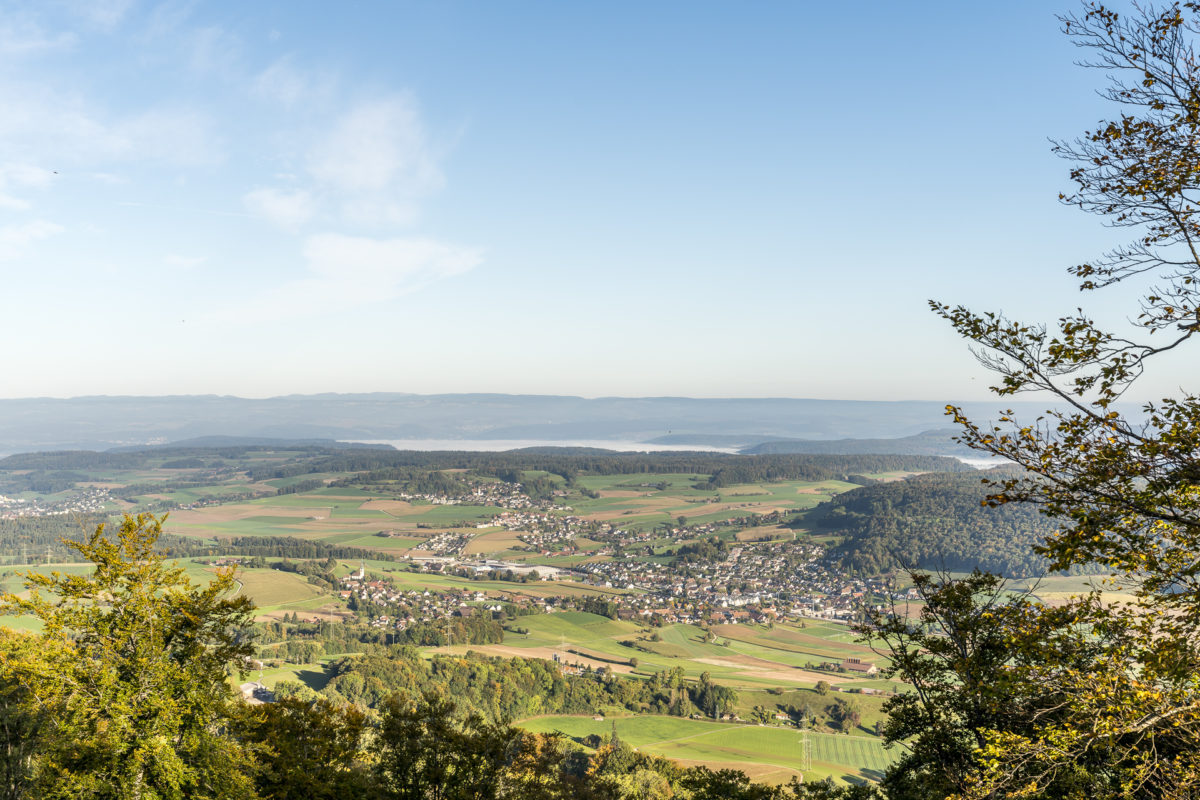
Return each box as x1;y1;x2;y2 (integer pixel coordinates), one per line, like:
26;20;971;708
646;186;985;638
0;80;221;167
243;187;315;230
0;162;55;209
306;96;443;226
0;20;77;56
212;233;481;323
252;56;335;107
72;0;137;31
0;219;64;260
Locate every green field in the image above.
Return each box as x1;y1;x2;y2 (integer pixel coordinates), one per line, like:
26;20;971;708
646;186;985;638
517;714;897;785
488;611;885;693
231;569;331;608
0;450;908;788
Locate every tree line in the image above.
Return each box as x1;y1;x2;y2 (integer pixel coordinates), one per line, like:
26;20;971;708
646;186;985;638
0;515;881;800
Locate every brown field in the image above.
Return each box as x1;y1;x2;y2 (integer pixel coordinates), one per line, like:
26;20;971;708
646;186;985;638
751;668;860;685
596;490;647;498
588;498;683;520
358;499;422;515
735;526;795;542
590;500;785;522
435;643;634;673
168;505;327;525
689;655;840;686
462;530;527;555
695;654;784;670
256;605;353;624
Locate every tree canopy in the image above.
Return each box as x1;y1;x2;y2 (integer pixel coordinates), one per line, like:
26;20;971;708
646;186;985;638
889;3;1200;797
0;514;257;799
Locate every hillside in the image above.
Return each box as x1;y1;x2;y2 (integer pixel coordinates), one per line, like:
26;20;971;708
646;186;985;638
812;472;1064;577
740;429;973;457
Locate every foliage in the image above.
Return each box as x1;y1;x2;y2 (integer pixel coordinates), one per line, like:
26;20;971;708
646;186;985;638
235;697;372;800
812;472;1065;577
857;572;1116;799
0;513;257;799
322;648;738;722
0;513;396;567
921;3;1200;796
0;515;866;800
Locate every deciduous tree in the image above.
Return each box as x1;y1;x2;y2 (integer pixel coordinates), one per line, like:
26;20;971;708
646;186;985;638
929;3;1200;797
0;514;257;800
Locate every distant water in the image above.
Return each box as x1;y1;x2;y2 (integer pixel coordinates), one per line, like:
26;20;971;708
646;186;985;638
352;438;740;453
954;455;1005;469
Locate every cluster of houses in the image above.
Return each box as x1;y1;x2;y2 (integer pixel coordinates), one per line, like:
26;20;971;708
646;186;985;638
483;511;618;551
338;566;511;630
570;538;894;623
419;531;474;556
396;480;568;511
0;487;114;519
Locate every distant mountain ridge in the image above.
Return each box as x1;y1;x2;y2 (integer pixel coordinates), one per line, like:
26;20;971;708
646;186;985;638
739;429;974;456
0;392;1055;454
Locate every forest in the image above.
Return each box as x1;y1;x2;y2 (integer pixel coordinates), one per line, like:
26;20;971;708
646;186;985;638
812;472;1064;577
0;515;394;565
317;649;738;722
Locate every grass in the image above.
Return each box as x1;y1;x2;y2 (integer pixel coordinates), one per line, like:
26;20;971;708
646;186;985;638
251;661;334;692
516;714;897;785
229;569;329;607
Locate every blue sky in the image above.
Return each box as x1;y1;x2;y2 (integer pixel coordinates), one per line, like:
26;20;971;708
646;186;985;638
0;1;1179;401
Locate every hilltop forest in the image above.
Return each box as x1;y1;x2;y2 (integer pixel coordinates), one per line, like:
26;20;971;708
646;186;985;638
812;472;1065;577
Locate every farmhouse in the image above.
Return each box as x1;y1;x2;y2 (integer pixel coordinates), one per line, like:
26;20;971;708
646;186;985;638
841;657;878;676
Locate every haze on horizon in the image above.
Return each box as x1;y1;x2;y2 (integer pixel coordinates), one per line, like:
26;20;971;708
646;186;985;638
0;1;1185;404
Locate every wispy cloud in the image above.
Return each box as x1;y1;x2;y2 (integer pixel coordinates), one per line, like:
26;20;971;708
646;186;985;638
213;233;481;322
0;219;63;260
61;0;138;32
0;80;220;167
252;56;335;108
0;162;55;209
306;95;443;226
0;19;77;56
243;187;315;230
240;92;448;233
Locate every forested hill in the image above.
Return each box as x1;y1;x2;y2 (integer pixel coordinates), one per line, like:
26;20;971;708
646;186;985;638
741;429;972;457
243;449;972;488
811;472;1064;577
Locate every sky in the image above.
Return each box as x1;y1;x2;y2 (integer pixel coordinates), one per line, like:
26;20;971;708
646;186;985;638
0;0;1185;402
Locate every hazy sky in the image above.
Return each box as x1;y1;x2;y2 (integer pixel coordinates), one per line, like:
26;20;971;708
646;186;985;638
0;1;1183;401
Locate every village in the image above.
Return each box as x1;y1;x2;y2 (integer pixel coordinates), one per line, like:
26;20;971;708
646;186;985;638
0;487;114;519
321;532;899;639
392;479;571;511
572;538;895;623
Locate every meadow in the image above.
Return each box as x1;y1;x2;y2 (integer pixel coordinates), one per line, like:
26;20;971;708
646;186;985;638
0;448;912;787
516;714;898;785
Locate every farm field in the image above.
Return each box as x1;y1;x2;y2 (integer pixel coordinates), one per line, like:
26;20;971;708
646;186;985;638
0;446;935;789
133;471;866;590
516;714;897;786
483;611;886;691
563;474;856;532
